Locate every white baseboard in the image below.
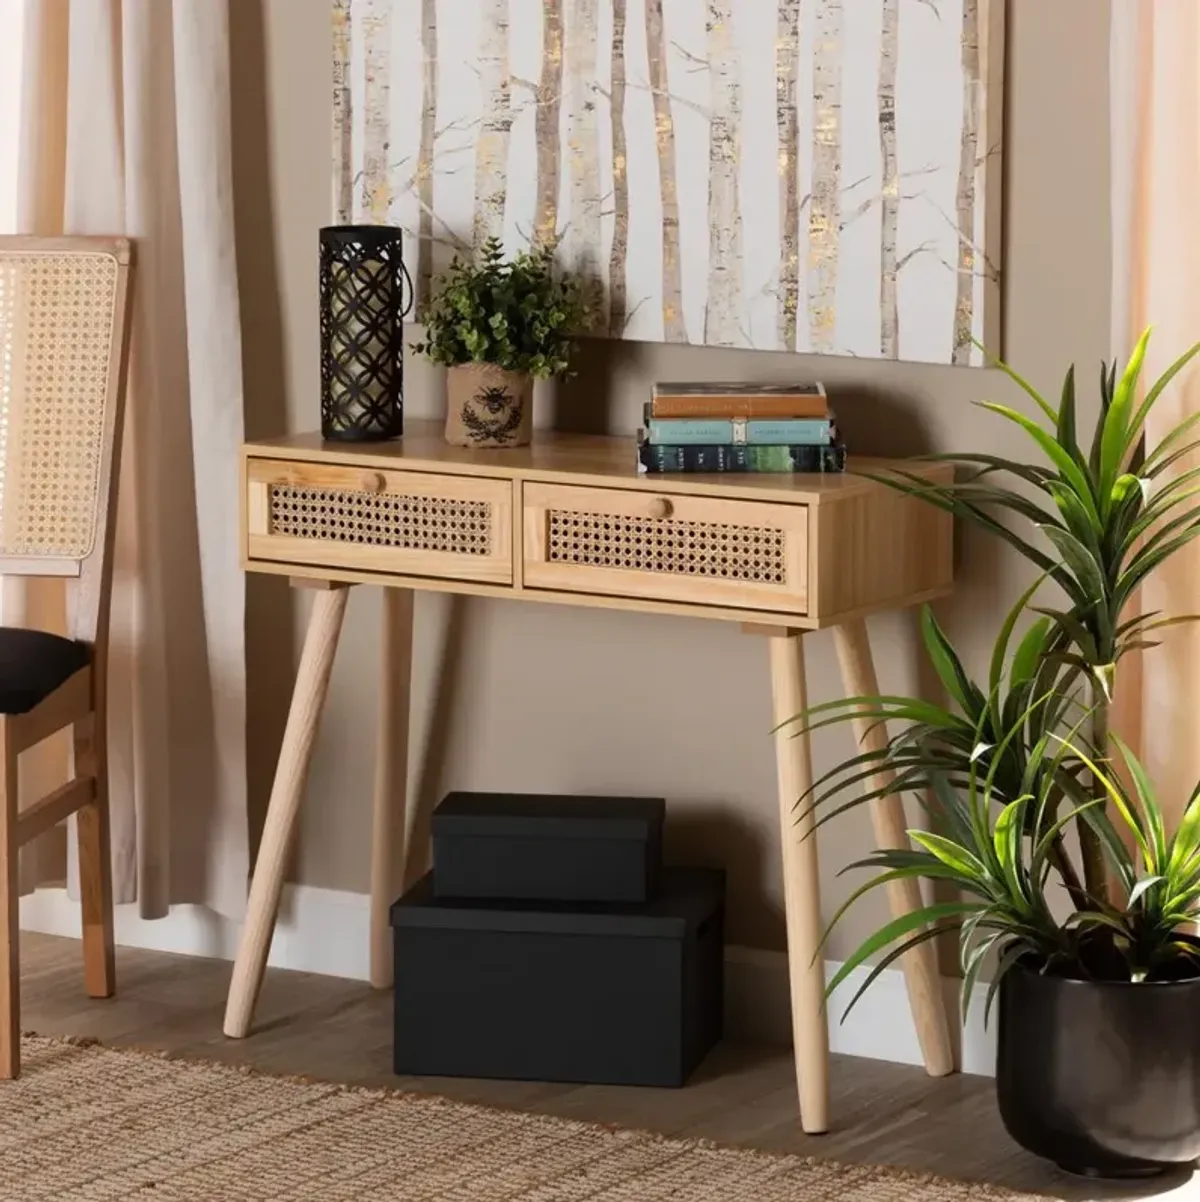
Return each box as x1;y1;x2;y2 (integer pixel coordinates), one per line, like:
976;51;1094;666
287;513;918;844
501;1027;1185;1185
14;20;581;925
19;884;373;982
20;886;995;1074
723;945;996;1076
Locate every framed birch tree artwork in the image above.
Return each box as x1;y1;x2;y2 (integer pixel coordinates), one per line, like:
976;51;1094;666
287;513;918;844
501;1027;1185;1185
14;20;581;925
334;0;1004;366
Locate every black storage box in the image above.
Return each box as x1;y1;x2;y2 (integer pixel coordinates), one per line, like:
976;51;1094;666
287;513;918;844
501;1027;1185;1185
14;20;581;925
432;792;665;903
391;867;724;1087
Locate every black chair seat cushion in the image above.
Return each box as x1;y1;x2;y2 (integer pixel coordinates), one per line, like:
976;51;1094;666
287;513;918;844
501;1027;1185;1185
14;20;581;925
0;627;90;715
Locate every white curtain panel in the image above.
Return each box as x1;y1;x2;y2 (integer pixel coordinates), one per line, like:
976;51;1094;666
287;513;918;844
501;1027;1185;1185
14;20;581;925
16;0;248;917
1110;0;1200;822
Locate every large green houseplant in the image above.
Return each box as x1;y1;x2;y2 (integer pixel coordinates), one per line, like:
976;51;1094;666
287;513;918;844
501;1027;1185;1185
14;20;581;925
801;332;1200;1176
413;238;588;449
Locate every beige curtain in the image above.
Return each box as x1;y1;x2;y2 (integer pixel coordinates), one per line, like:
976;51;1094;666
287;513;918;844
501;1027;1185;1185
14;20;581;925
1111;0;1200;820
15;0;248;917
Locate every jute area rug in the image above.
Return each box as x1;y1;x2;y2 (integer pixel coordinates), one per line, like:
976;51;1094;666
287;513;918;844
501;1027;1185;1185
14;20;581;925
0;1035;1046;1202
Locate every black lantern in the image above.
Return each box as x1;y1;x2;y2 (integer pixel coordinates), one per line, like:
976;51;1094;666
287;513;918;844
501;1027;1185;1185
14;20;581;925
319;225;413;441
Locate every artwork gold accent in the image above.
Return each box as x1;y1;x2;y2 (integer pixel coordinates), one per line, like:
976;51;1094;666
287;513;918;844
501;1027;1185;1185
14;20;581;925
335;0;1004;365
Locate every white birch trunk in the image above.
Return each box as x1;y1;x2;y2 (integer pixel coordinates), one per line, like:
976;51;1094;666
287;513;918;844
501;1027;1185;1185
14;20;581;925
534;0;564;251
645;0;686;343
953;0;980;365
565;0;601;317
704;1;742;347
776;0;801;351
360;0;392;223
878;0;899;357
416;0;437;305
807;0;842;353
473;0;513;247
607;0;629;334
331;0;353;223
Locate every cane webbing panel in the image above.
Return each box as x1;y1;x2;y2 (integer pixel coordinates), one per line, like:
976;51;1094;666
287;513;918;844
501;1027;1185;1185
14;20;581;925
546;508;788;584
0;250;119;559
269;484;493;557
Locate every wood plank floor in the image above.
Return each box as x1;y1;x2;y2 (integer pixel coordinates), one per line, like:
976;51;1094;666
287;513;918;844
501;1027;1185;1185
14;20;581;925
15;932;1196;1201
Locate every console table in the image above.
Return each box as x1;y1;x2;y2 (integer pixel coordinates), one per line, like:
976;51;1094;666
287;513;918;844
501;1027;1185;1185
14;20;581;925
225;419;956;1133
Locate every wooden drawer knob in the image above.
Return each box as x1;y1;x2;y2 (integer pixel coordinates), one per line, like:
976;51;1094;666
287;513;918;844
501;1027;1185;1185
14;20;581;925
361;471;388;494
647;496;674;520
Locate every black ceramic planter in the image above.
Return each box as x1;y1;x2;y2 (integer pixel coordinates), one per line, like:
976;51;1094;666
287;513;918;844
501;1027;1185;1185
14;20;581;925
997;957;1200;1177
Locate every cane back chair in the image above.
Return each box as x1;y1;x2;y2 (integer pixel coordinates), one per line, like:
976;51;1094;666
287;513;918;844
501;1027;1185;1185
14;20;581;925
0;236;135;1077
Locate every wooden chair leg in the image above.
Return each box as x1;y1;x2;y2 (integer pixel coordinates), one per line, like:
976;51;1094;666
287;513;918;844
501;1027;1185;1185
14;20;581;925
224;586;349;1038
832;618;955;1078
369;587;413;990
0;722;19;1078
768;632;829;1135
75;712;115;999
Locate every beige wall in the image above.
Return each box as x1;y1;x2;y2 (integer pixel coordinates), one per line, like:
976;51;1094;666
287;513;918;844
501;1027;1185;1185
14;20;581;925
231;0;1112;959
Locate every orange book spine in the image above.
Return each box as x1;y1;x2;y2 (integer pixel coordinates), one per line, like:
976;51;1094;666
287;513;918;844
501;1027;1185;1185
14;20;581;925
649;394;829;420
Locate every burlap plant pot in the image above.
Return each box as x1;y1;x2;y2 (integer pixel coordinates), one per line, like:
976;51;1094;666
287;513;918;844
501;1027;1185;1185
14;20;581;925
444;363;534;448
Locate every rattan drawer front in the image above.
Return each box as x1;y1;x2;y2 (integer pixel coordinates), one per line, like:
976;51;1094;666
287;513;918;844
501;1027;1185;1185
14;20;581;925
522;484;808;613
245;460;512;584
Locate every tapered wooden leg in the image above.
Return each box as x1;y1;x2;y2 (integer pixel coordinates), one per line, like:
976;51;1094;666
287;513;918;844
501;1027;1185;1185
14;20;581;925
768;633;829;1135
832;618;955;1078
370;587;413;990
224;586;349;1038
0;722;19;1078
75;711;115;998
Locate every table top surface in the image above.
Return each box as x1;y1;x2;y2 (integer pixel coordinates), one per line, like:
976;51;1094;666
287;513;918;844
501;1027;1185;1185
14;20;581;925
245;421;949;506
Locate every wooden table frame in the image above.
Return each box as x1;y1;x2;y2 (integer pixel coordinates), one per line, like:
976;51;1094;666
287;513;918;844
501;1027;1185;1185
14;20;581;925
224;421;956;1133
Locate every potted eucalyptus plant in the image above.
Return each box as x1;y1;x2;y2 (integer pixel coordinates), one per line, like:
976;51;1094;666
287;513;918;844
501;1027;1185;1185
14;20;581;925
413;238;588;449
800;331;1200;1177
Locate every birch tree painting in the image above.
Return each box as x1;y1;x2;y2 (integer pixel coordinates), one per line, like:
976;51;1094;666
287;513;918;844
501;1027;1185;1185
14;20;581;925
342;0;1003;365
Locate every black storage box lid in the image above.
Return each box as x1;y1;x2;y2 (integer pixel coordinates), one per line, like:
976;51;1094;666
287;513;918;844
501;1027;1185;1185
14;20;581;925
391;867;721;938
432;792;665;842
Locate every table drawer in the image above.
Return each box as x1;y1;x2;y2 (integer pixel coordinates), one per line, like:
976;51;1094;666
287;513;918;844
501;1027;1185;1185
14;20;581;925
522;483;808;613
245;459;513;584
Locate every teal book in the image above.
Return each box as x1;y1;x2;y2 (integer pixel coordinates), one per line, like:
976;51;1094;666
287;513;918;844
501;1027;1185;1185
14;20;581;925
637;440;847;474
643;414;834;446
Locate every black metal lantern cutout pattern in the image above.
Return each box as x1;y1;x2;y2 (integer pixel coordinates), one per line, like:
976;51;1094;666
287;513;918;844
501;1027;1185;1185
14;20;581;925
319;225;414;441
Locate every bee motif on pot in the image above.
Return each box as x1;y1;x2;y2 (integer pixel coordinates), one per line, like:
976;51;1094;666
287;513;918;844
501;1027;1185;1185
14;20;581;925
460;382;523;445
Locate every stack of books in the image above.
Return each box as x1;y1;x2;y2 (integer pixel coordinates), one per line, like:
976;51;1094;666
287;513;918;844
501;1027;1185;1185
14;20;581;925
636;382;845;474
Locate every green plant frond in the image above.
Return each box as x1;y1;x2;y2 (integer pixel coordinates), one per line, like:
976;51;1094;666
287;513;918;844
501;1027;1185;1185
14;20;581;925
860;470;1064;575
1116;521;1200;610
1097;328;1151;508
1077;805;1137;892
908;829;991;881
960;931;1005;1023
1046;483;1104;558
1038;526;1108;604
1056;364;1081;464
920;608;987;714
1168;787;1200;875
831;913;984;1021
1128;337;1200;449
1143;410;1200;475
992;799;1032;906
1143;435;1200;483
1127;875;1166;909
975;402;1100;524
825;902;988;1004
1031;799;1104;871
989;578;1048;707
983;943;1035;1028
972;336;1059;425
781;694;964;736
1111;734;1167;868
817;864;979;960
917;452;1053;488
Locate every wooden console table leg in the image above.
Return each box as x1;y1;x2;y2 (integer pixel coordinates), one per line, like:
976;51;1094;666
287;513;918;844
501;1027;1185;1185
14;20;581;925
768;632;830;1135
832;618;955;1078
224;585;350;1039
369;587;413;990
